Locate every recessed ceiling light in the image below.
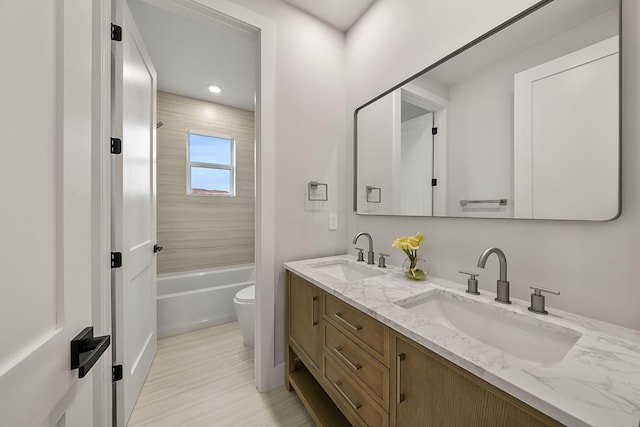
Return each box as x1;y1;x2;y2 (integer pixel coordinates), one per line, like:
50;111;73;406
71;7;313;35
207;85;222;94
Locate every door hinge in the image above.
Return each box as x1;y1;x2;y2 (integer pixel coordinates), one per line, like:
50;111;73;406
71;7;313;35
432;127;438;135
431;178;438;187
112;365;123;382
111;252;122;269
111;24;122;42
110;138;122;154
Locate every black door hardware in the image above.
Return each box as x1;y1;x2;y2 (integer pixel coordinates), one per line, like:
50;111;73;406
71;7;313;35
110;137;122;154
112;365;123;382
70;327;111;378
111;24;122;42
111;252;122;268
153;244;163;253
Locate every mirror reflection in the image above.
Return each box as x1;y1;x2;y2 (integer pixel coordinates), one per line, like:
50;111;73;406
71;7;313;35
355;0;620;220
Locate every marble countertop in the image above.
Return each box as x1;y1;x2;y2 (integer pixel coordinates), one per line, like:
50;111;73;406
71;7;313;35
284;254;640;427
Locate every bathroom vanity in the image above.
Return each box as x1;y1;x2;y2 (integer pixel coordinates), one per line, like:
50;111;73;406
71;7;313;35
284;255;640;426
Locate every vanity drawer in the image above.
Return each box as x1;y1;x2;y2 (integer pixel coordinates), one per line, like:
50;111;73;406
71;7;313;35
324;322;389;408
324;294;389;363
324;354;389;427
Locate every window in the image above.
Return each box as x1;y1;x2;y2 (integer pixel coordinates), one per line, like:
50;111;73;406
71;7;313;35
187;131;235;196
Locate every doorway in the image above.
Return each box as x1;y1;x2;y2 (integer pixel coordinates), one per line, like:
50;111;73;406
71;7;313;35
111;0;278;425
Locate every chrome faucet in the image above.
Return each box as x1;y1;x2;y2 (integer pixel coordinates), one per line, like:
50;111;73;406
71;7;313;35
352;232;375;265
477;247;511;304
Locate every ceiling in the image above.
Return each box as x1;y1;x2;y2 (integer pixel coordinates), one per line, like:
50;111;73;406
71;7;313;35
129;0;257;111
282;0;377;31
128;0;376;111
420;0;618;87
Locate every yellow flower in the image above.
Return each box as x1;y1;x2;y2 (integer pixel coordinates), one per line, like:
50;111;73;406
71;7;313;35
393;232;426;280
392;236;410;250
392;233;425;257
393;233;424;250
407;233;424;250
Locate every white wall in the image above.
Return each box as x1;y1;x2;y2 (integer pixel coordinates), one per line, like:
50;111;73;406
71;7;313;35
357;91;397;213
445;65;515;218
346;0;640;331
445;9;617;218
228;0;347;365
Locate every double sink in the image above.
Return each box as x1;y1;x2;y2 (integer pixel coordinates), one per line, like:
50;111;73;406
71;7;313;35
312;259;581;366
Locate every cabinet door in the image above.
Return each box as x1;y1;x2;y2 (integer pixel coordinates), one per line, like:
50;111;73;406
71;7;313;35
289;273;323;371
394;336;561;427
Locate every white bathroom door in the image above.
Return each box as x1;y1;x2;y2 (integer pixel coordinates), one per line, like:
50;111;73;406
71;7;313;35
400;112;434;215
112;1;158;425
0;0;100;426
514;37;619;220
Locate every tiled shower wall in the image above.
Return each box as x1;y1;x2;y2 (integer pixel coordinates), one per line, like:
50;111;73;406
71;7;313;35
157;91;255;274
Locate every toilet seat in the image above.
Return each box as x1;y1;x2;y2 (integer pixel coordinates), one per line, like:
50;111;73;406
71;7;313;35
235;285;255;303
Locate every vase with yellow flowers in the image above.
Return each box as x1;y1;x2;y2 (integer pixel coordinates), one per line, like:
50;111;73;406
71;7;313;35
392;232;428;281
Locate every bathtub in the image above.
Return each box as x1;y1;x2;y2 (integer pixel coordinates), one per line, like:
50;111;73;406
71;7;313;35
157;264;255;338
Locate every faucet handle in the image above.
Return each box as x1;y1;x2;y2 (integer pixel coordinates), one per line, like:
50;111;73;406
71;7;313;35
530;286;560;296
355;248;365;262
378;253;389;268
528;286;560;315
458;270;479;279
459;270;480;295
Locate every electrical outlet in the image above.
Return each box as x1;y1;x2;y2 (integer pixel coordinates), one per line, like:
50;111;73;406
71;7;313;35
329;213;338;231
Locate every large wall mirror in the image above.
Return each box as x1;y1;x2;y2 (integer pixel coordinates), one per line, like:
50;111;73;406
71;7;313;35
354;0;620;220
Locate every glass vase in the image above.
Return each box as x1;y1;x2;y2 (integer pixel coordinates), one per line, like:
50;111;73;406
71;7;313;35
402;258;428;281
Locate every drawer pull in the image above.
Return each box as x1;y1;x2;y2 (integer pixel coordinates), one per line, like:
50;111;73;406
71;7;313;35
334;312;363;332
311;296;319;326
332;381;362;411
397;353;406;403
334;347;362;371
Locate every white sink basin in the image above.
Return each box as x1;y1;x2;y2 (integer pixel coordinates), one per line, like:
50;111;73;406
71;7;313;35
396;290;581;365
311;260;384;282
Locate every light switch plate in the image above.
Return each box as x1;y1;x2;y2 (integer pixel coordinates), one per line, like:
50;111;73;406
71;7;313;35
329;213;338;230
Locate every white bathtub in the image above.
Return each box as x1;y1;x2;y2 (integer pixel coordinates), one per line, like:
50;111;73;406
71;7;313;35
157;264;255;338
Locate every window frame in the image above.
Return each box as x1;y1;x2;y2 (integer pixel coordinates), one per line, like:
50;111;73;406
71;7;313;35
186;129;236;197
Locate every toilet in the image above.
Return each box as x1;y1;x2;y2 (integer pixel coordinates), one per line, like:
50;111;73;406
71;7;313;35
233;285;255;346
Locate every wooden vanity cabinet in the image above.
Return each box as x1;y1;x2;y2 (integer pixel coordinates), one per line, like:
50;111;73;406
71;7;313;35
324;294;390;363
286;271;563;427
287;272;390;427
288;272;323;374
324;353;389;427
391;334;563;427
324;322;389;408
322;294;391;427
287;272;351;427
